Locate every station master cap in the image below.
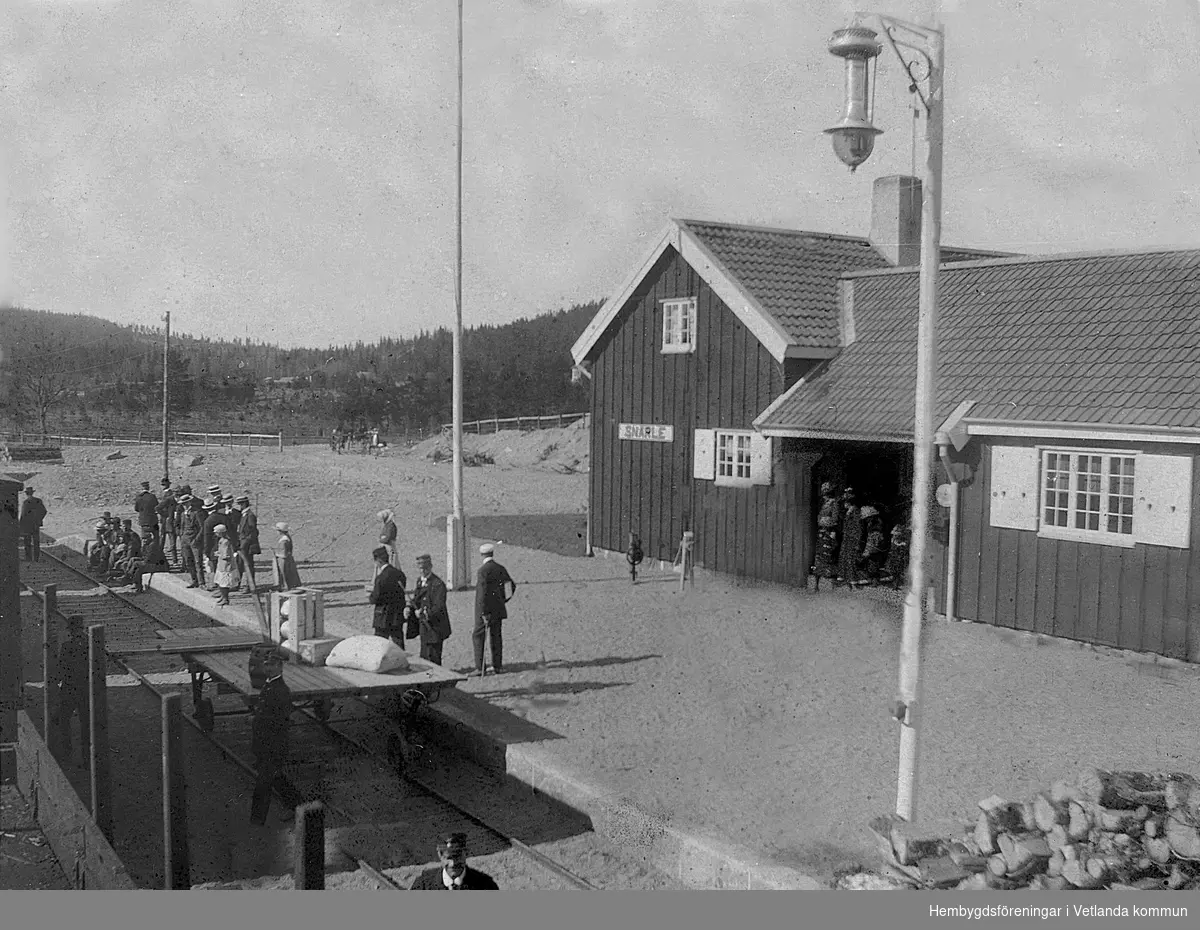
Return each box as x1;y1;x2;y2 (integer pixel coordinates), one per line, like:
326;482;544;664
438;833;468;853
479;543;495;556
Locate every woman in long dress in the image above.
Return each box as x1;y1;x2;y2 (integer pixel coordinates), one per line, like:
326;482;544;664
377;509;399;569
212;524;239;606
275;522;303;591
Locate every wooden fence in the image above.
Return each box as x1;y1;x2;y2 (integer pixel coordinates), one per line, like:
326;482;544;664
4;430;283;451
440;412;587;435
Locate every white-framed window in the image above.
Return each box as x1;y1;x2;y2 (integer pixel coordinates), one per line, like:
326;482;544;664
989;444;1192;549
692;428;772;487
1039;449;1135;543
661;298;697;354
716;430;753;484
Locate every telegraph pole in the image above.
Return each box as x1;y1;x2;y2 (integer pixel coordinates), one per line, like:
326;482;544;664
162;311;171;486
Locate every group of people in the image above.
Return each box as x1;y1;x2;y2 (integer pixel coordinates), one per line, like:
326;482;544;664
329;426;384;455
369;513;516;677
812;482;911;590
84;477;303;603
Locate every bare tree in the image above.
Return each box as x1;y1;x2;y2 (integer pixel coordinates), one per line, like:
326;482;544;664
7;335;77;440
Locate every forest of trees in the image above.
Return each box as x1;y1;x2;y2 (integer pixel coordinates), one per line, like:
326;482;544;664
0;300;602;439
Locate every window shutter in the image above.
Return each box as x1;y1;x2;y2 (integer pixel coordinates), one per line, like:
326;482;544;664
749;434;773;486
1135;453;1193;549
693;429;715;480
988;446;1039;531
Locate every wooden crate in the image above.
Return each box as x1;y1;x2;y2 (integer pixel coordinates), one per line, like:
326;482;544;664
269;588;325;645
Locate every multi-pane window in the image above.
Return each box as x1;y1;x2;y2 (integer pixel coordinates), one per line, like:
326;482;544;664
716;431;752;482
661;298;696;353
1040;450;1135;539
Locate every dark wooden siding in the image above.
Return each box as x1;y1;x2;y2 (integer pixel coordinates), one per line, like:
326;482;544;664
586;247;815;583
950;437;1200;660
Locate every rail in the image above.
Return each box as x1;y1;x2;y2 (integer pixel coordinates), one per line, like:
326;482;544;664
440;412;587;435
4;430;285;451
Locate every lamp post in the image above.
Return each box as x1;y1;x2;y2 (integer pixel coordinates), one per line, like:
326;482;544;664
446;0;470;589
162;310;170;487
826;13;944;822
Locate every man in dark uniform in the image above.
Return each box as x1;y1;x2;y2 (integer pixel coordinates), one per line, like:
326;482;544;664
177;495;201;587
249;654;303;825
410;833;499;890
54;615;91;767
18;486;48;562
368;546;407;646
134;480;160;543
157;479;178;565
236;494;259;591
473;543;516;677
405;554;452;665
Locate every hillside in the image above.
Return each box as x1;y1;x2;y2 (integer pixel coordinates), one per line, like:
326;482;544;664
0;301;601;438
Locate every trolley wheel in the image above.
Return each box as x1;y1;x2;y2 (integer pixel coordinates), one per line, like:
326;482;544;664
314;699;332;722
386;732;406;779
194;698;215;733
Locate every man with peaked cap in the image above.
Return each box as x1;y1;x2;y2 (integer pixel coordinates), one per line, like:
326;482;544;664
405;554;451;665
157;478;179;566
179;495;206;588
369;546;407;646
410;833;499;890
473;543;516;677
134;480;160;543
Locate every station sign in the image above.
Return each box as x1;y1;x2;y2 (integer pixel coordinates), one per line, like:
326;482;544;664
618;423;674;443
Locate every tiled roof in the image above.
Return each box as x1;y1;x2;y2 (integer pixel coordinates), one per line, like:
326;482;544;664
679;220;1008;349
755;248;1200;438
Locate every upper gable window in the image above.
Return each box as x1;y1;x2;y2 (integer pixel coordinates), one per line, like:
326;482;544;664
661;298;697;354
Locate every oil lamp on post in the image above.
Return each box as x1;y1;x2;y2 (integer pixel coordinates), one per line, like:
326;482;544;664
826;14;945;823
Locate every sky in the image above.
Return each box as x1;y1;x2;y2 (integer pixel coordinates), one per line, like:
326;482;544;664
3;0;1200;349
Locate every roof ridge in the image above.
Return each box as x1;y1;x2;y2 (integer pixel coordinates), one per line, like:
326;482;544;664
842;242;1200;278
675;219;873;245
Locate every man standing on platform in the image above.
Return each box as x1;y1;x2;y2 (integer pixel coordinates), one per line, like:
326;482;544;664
248;654;302;826
473;543;516;677
18;486;47;562
134;480;159;543
179;495;205;588
157;479;179;566
236;493;260;591
201;499;224;586
368;546;407;647
410;833;499;890
405;554;451;665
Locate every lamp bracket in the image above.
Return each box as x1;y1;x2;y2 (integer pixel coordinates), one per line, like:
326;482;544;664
857;13;942;115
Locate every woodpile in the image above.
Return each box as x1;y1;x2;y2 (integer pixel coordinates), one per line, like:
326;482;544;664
868;769;1200;891
1;443;64;464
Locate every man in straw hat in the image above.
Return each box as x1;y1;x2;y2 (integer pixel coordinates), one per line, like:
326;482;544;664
409;833;499;890
473;543;516;677
405;554;451;665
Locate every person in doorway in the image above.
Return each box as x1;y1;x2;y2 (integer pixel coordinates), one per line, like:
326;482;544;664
377;510;399;568
405;553;451;665
53;614;91;767
811;481;841;592
237;494;260;591
369;546;407;646
212;524;239;606
473;543;516;677
409;833;499;890
248;654;302;826
837;487;863;588
275;523;303;591
157;479;178;566
19;486;48;562
857;506;888;585
134;480;160;543
881;520;910;590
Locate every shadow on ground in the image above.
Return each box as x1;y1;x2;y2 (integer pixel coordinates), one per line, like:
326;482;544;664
442;513;589;559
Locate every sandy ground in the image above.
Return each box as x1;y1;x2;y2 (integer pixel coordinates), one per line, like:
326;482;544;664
15;431;1200;884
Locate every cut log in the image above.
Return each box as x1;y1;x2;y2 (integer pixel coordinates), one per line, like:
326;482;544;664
1047;849;1064;877
1165;813;1200;860
978;795;1025;833
1165;776;1200;815
1133;876;1168;890
1045;824;1070;851
916;855;970;888
987;854;1008;877
1099;806;1148;833
946;844;990;873
974;812;999;855
1019;801;1038;833
1061;858;1103;889
956;873;989;891
983;869;1020;890
1033;793;1069;833
998;832;1051;874
1040;875;1070;890
1067;801;1092;841
1145;836;1173;865
1168;863;1193;890
1145;813;1165;838
890;821;950;866
1079;769;1194;811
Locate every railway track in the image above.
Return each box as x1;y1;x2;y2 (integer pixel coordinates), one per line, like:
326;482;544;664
21;547;606;890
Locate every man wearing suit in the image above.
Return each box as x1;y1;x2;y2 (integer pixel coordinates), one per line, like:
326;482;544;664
369;546;407;646
133;480;160;543
201;500;224;586
157;479;179;565
409;833;499;890
473;543;516;677
18;486;47;562
405;553;452;665
249;655;303;825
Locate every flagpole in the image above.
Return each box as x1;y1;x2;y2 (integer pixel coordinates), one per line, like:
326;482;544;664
447;0;469;589
162;311;170;485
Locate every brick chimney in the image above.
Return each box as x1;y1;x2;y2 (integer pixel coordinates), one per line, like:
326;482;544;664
868;175;922;267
